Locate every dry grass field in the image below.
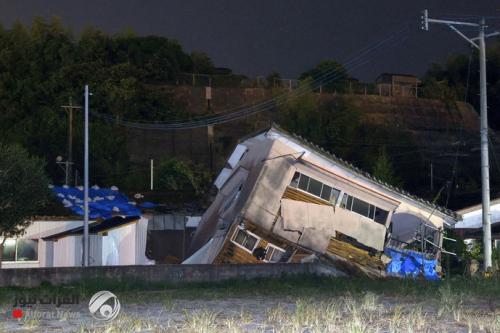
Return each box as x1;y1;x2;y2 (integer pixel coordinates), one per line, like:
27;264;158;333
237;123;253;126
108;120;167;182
1;275;499;332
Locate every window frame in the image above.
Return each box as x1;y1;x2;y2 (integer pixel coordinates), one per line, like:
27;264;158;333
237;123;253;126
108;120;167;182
340;193;389;225
289;171;342;206
263;243;286;263
230;227;261;254
1;238;39;263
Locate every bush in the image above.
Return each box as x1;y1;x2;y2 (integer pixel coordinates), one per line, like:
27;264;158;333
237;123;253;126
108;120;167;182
156;158;210;196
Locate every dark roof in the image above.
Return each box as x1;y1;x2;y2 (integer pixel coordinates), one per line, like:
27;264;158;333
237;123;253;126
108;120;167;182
269;124;459;221
42;216;139;240
32;215;83;221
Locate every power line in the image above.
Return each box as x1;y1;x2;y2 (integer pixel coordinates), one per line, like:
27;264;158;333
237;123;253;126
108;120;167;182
90;24;412;130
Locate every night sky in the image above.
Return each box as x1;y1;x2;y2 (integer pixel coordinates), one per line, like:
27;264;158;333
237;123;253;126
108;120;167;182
0;1;499;81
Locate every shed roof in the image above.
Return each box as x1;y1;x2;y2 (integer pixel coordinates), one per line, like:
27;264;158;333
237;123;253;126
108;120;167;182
42;216;139;240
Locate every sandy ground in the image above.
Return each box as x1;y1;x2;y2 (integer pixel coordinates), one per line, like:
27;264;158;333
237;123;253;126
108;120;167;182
1;293;499;333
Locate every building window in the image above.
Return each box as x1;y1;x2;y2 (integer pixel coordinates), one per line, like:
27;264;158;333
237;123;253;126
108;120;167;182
374;208;389;224
1;239;38;262
231;228;260;253
340;193;389;225
289;171;341;205
264;244;285;263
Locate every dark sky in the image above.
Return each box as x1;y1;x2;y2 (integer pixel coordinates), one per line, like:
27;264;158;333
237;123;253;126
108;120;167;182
0;1;499;81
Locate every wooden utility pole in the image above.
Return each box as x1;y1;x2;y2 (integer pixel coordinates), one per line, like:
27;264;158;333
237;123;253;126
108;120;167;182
61;97;82;186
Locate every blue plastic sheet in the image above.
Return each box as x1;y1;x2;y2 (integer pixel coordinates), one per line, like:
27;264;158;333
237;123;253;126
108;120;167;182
139;201;157;209
386;248;439;280
51;185;142;219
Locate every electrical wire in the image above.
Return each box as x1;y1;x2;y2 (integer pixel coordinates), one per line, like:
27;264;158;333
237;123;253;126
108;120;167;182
90;24;412;130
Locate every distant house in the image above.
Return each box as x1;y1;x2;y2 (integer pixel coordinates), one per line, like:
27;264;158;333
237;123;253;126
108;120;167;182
454;198;500;249
375;73;421;98
1;186;156;268
183;126;459;277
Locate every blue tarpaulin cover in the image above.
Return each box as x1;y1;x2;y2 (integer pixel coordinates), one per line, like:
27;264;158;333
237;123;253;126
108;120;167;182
386;248;439;280
139;201;157;209
51;185;142;220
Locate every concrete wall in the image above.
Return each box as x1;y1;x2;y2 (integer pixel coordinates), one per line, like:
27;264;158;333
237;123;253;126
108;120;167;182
0;263;338;287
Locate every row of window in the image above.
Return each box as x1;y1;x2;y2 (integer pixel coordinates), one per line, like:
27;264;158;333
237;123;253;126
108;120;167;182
289;171;389;225
340;194;389;224
231;227;285;262
290;172;341;204
2;239;38;262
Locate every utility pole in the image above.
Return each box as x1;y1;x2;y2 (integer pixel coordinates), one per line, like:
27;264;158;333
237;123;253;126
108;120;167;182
430;161;434;192
150;159;154;191
83;85;90;267
61;97;82;186
421;10;500;271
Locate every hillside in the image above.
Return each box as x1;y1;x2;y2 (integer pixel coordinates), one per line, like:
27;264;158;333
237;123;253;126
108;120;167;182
122;88;497;209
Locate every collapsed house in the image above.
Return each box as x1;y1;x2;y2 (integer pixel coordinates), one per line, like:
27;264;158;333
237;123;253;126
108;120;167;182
184;126;460;277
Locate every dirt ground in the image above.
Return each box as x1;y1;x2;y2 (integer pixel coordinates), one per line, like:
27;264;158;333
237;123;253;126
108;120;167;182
1;291;499;333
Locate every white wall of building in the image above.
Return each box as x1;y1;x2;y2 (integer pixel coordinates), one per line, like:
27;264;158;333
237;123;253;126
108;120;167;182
101;217;152;266
1;217;152;269
1;220;82;269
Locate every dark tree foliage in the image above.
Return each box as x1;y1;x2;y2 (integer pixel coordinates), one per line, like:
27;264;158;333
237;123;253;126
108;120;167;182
156;158;211;196
421;38;500;129
372;147;403;187
0;143;50;267
266;71;281;88
299;60;350;93
190;51;215;75
0;17;216;188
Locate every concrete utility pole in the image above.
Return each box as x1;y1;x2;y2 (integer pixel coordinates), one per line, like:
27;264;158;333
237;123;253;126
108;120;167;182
421;10;500;271
83;85;90;267
150;159;154;191
61;97;82;186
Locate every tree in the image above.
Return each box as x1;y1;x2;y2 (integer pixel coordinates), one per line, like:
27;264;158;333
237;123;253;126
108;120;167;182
266;71;281;88
156;158;208;195
277;81;362;160
372;147;402;187
190;51;214;74
422;39;500;129
0;144;50;268
299;60;349;93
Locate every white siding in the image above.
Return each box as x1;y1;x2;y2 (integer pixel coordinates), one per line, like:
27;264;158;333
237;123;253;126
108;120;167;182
53;236;80;267
102;223;136;265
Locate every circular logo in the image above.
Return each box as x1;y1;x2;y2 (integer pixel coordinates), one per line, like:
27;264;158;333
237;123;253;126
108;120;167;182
88;291;120;321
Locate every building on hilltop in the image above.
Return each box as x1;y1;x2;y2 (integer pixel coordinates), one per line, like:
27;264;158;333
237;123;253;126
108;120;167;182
375;73;421;98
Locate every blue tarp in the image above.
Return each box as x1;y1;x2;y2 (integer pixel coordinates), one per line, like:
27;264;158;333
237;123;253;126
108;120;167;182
386;248;439;280
139;201;157;209
51;185;142;220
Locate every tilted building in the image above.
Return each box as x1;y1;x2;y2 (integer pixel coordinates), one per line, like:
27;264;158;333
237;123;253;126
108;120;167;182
184;126;459;276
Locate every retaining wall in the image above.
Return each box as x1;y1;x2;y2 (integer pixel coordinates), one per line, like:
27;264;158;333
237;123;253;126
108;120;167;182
0;263;341;288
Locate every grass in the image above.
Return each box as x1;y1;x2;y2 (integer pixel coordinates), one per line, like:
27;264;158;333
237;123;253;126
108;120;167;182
55;297;500;333
1;274;500;332
2;273;500;303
